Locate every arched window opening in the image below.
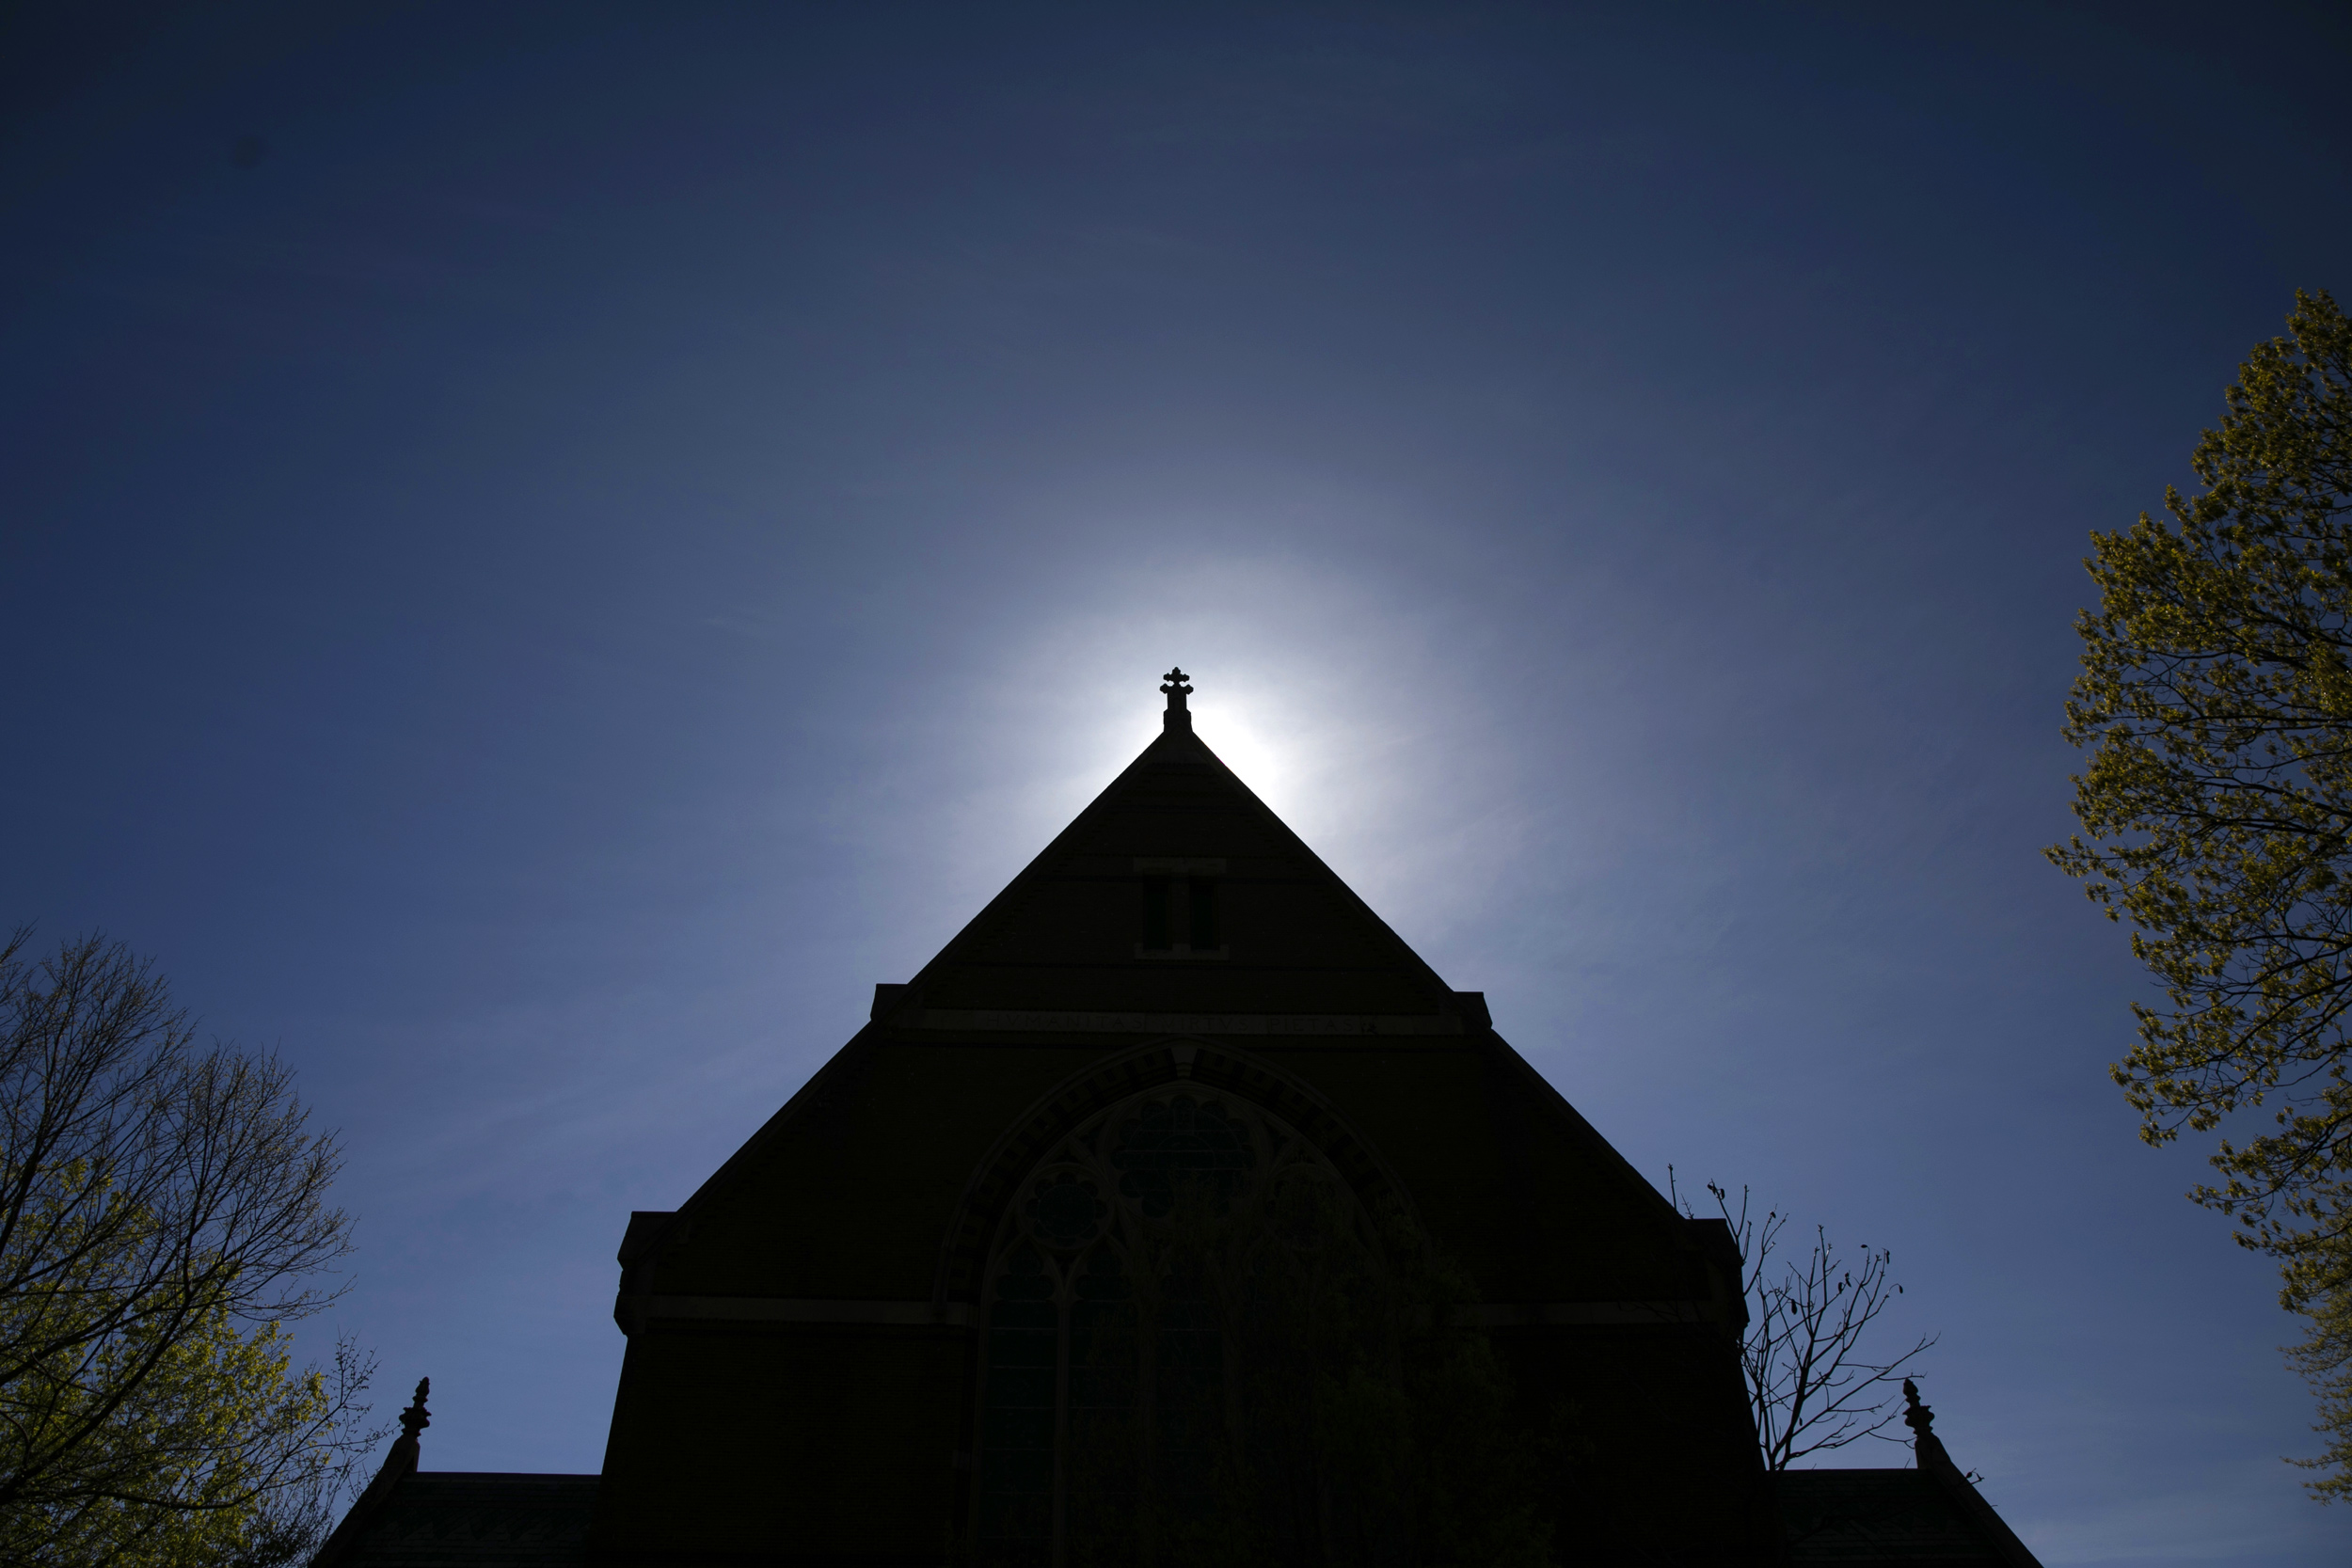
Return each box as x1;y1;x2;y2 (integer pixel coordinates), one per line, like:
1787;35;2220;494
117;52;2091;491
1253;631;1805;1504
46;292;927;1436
973;1086;1389;1568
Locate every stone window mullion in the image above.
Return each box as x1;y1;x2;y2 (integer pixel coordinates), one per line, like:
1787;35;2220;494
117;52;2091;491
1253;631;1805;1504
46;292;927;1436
1051;1268;1072;1568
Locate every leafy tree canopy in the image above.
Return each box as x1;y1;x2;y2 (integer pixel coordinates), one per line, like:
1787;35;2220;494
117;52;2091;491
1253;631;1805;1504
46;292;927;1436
2051;288;2352;1496
0;931;377;1563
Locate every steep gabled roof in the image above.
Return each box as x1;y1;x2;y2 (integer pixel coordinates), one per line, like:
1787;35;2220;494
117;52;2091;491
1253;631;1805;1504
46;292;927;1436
874;685;1473;1026
623;676;1685;1287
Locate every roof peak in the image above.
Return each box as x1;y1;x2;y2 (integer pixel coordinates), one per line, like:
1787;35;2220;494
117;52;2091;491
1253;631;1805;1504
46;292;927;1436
1159;667;1193;734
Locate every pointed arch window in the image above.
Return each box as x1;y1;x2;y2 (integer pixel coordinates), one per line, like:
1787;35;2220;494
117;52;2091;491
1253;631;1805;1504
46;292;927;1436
972;1086;1378;1566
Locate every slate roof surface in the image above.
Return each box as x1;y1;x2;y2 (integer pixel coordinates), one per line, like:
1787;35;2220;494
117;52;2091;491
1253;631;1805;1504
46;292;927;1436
325;1472;596;1568
1777;1467;2022;1565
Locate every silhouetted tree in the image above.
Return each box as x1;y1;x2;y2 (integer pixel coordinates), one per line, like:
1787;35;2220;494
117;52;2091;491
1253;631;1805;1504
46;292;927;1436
1672;1171;1935;1470
0;930;377;1566
2048;289;2352;1497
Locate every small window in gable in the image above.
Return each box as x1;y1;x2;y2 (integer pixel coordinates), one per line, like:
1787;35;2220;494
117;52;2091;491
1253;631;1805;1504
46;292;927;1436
1140;878;1172;951
1132;859;1228;959
1185;878;1216;950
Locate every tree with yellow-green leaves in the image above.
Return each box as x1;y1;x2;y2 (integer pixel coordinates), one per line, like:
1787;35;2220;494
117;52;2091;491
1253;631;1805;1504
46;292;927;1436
2051;288;2352;1498
0;930;378;1565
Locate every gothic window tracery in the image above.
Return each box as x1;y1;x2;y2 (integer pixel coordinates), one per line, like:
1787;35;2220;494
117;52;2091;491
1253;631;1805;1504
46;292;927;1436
973;1082;1375;1568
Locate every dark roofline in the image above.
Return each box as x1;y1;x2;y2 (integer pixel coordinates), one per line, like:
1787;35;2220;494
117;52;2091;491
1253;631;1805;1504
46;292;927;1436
1916;1428;2043;1567
612;1022;885;1304
1479;1023;1729;1253
310;1380;430;1568
391;1471;599;1481
879;721;1475;1027
621;716;1698;1289
622;720;1465;1267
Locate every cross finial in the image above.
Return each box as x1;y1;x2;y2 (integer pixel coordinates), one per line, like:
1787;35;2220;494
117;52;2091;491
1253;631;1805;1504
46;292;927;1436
1159;668;1193;734
399;1377;432;1442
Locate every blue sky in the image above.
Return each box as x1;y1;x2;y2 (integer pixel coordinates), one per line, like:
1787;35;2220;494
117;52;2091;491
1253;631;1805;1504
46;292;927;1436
5;4;2349;1561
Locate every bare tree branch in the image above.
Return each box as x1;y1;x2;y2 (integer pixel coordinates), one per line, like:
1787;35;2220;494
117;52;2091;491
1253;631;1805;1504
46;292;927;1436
0;929;379;1565
1672;1169;1938;1470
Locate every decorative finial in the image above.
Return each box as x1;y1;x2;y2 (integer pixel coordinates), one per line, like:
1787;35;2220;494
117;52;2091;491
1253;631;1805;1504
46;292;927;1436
399;1377;432;1442
1159;668;1194;734
1901;1378;1933;1435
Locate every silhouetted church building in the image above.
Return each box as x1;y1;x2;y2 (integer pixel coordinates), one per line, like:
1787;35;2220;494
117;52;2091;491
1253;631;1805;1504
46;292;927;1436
316;674;2042;1567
